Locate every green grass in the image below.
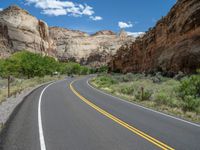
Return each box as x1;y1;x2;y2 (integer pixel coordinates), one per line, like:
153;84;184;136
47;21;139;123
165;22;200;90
0;75;65;104
91;73;200;123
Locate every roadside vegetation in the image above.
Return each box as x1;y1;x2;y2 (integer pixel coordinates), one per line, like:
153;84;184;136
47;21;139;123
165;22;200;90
91;72;200;122
0;76;64;104
0;51;93;103
0;51;93;78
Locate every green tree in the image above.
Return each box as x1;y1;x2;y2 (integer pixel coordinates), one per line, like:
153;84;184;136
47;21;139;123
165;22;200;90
63;62;80;75
10;51;59;78
98;65;108;73
79;66;89;75
0;59;19;78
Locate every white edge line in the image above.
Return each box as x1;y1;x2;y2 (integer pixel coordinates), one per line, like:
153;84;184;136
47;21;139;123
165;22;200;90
38;82;54;150
86;78;200;128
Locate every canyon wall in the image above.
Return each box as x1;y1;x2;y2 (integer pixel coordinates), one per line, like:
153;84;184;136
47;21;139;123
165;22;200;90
50;27;134;67
109;0;200;74
0;6;135;67
0;6;55;58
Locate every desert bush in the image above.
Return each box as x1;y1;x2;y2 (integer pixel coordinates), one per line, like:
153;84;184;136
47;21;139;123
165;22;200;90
178;75;200;112
120;85;135;95
181;96;200;112
154;92;169;105
98;66;108;73
122;73;135;82
111;73;145;83
179;75;200;98
94;75;117;87
154;92;178;107
135;87;152;101
174;71;185;80
151;72;162;83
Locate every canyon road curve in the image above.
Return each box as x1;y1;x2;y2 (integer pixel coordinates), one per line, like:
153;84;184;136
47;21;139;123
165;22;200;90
0;76;200;150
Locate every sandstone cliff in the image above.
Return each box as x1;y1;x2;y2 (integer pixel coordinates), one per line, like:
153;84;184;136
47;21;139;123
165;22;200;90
109;0;200;74
0;5;135;67
0;5;55;58
49;27;134;67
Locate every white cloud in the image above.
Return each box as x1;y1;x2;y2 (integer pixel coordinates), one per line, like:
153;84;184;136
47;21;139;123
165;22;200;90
90;16;103;21
82;5;94;16
126;32;145;38
42;8;67;16
26;0;75;9
118;21;133;28
0;8;3;11
66;7;82;17
25;0;102;20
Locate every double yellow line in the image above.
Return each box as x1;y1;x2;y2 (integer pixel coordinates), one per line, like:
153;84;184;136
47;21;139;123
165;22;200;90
70;80;174;150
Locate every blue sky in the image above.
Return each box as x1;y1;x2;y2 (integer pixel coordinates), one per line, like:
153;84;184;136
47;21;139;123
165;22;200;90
0;0;176;34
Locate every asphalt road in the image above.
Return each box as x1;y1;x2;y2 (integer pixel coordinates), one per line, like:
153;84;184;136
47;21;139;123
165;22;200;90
0;76;200;150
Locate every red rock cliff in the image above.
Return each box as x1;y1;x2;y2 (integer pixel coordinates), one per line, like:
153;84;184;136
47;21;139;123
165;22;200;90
109;0;200;74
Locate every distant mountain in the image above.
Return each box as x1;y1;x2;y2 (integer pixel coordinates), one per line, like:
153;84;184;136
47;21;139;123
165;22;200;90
0;5;135;67
109;0;200;74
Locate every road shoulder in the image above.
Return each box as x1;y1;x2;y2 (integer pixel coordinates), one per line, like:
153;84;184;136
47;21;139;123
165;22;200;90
0;81;53;132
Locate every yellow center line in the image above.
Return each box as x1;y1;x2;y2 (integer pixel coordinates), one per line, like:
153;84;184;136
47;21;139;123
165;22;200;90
69;80;175;150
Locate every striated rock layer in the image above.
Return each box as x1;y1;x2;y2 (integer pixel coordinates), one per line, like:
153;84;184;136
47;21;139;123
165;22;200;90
0;5;135;67
0;5;55;58
50;27;134;67
109;0;200;74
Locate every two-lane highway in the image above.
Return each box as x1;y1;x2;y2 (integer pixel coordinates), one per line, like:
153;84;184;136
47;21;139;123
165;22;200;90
0;76;200;150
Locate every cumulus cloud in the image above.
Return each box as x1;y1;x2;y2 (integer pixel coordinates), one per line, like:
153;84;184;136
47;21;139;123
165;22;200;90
42;8;67;16
118;21;133;28
25;0;102;20
0;8;3;11
82;5;94;16
126;32;145;38
90;16;103;21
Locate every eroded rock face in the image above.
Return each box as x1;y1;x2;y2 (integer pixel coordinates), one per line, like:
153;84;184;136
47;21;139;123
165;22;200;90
49;27;135;67
0;5;135;66
0;5;55;58
109;0;200;74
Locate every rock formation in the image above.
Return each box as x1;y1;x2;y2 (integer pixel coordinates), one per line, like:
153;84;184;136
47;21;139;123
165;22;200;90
109;0;200;74
50;27;134;67
0;5;55;58
0;5;135;66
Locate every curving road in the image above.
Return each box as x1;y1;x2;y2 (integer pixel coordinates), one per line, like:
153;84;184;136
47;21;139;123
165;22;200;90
0;76;200;150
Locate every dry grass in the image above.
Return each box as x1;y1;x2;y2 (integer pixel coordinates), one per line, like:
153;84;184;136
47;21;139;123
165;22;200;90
0;75;65;104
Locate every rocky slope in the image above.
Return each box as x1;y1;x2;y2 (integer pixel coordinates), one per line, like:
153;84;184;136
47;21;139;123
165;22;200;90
50;27;134;67
109;0;200;74
0;5;55;58
0;5;135;66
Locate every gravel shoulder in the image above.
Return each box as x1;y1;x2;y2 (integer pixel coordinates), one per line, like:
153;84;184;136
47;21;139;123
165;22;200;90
0;82;52;131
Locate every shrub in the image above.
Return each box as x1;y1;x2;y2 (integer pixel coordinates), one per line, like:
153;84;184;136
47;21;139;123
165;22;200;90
98;66;108;73
174;71;185;80
135;87;152;101
154;92;169;105
64;62;81;75
120;85;134;95
179;75;200;98
178;75;200;112
94;75;117;87
182;96;200;112
79;66;89;75
151;72;162;83
154;92;178;107
122;73;135;82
